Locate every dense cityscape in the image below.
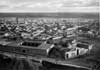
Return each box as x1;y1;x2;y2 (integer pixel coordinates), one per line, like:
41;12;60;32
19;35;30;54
0;17;99;40
0;0;99;69
0;16;99;70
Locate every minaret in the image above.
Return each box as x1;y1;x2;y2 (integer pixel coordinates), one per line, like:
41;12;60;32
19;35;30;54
16;17;19;24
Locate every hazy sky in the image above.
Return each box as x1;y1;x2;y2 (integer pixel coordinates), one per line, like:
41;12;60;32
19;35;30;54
0;0;99;12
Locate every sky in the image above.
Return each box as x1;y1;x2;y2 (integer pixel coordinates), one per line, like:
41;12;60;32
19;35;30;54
0;0;99;13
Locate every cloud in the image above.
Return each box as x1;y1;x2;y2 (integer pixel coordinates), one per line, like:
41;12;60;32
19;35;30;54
62;0;99;7
0;5;9;9
86;0;99;7
0;0;99;12
58;7;99;13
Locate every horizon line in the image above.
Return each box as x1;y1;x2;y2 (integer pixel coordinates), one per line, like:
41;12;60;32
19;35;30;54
0;12;99;14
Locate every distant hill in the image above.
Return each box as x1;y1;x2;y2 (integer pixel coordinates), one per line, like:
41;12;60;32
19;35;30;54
0;12;99;19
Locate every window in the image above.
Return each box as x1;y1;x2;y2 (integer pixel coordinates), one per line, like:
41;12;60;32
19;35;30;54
22;42;41;47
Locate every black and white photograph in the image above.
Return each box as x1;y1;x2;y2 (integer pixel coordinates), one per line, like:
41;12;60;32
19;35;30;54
0;0;99;70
